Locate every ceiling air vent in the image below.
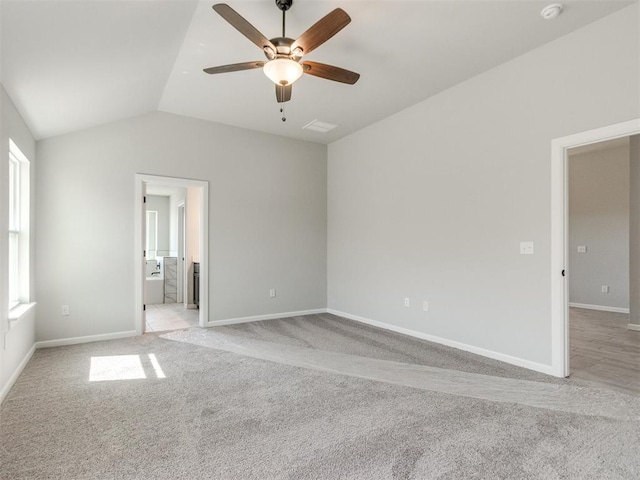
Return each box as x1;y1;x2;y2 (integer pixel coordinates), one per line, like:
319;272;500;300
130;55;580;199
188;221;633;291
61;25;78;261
303;120;338;133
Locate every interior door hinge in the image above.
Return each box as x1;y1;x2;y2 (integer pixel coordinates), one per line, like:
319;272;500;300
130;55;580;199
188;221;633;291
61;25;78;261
144;196;146;203
562;270;565;277
143;304;146;311
143;250;146;258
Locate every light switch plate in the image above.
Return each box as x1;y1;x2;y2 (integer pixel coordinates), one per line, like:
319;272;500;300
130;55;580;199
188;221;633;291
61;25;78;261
577;246;587;253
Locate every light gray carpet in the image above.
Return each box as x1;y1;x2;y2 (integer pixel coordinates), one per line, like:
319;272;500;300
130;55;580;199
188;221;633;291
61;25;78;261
161;326;639;420
1;313;639;479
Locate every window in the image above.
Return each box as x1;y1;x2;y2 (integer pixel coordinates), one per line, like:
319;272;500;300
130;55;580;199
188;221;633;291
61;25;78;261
8;139;30;310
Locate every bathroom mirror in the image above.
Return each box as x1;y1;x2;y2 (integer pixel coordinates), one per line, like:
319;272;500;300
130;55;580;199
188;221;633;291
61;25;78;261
146;210;158;260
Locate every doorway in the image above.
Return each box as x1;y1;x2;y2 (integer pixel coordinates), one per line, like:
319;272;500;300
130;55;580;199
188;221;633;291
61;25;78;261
134;174;209;335
565;137;638;393
550;118;640;380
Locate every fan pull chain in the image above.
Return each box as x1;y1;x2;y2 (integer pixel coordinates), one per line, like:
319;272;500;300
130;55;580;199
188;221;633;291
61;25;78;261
280;84;286;122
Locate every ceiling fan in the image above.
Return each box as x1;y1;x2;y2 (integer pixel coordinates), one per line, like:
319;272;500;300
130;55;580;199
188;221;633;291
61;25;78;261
203;0;360;111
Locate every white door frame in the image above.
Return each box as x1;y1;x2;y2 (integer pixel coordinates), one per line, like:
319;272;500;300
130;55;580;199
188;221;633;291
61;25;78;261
550;118;640;377
177;202;185;305
134;174;209;334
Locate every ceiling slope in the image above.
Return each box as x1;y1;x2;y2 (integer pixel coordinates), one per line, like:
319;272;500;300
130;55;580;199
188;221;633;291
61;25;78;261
159;0;636;143
1;0;635;143
0;0;199;139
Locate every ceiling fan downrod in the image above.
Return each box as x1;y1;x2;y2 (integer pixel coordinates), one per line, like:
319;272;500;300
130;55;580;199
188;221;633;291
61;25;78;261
276;0;292;121
275;0;292;37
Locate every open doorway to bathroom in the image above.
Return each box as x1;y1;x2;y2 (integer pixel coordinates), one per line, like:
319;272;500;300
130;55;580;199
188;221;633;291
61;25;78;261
134;174;209;334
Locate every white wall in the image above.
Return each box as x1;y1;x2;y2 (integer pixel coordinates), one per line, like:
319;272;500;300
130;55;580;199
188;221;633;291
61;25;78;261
168;188;186;256
327;5;639;370
36;112;327;342
0;84;37;401
568;144;629;309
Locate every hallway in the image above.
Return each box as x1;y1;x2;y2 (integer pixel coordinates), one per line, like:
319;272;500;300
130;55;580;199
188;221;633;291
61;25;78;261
569;307;640;395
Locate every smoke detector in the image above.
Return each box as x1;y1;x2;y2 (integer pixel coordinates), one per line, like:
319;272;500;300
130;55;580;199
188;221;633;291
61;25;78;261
541;3;563;20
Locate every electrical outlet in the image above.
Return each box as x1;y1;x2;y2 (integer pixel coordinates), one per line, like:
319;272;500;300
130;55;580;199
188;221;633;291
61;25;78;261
269;288;276;298
61;305;70;316
520;241;534;255
423;301;429;312
601;285;609;293
404;297;410;307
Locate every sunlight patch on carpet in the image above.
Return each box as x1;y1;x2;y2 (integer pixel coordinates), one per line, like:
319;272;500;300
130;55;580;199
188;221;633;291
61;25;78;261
148;353;166;379
89;354;167;382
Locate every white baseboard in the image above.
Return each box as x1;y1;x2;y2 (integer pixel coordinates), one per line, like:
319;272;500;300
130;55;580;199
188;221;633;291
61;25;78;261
0;344;36;405
205;309;326;328
628;324;640;332
569;302;629;314
326;309;556;376
35;330;138;349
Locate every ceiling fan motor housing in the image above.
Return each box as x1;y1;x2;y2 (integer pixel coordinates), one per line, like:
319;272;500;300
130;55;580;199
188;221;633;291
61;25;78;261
275;0;292;12
269;37;295;56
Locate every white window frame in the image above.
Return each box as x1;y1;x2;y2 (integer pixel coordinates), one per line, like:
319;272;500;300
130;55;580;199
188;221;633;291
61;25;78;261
8;139;30;311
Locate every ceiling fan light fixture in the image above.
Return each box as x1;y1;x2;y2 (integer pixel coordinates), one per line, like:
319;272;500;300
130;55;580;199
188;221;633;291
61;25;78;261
263;58;303;86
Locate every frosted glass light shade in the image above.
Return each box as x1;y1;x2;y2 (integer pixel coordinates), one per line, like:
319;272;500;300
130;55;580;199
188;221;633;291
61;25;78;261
263;58;303;86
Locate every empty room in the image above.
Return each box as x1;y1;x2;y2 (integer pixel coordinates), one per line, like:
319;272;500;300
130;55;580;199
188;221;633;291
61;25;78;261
1;0;639;478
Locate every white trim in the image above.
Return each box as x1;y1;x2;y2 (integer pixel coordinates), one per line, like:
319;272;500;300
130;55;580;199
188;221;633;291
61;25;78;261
35;330;137;349
135;178;145;335
327;309;556;376
568;302;629;314
8;140;31;307
8;302;36;329
628;324;640;332
204;309;327;328
177;202;185;305
0;344;36;405
135;174;209;334
551;118;640;378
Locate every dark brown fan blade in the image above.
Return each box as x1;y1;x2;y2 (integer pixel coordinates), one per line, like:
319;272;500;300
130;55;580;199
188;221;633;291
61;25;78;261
203;61;265;74
275;84;292;103
291;8;351;56
302;61;360;85
213;4;276;51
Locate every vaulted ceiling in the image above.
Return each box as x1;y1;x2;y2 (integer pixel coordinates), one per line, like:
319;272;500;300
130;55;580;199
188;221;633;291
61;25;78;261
1;0;635;144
